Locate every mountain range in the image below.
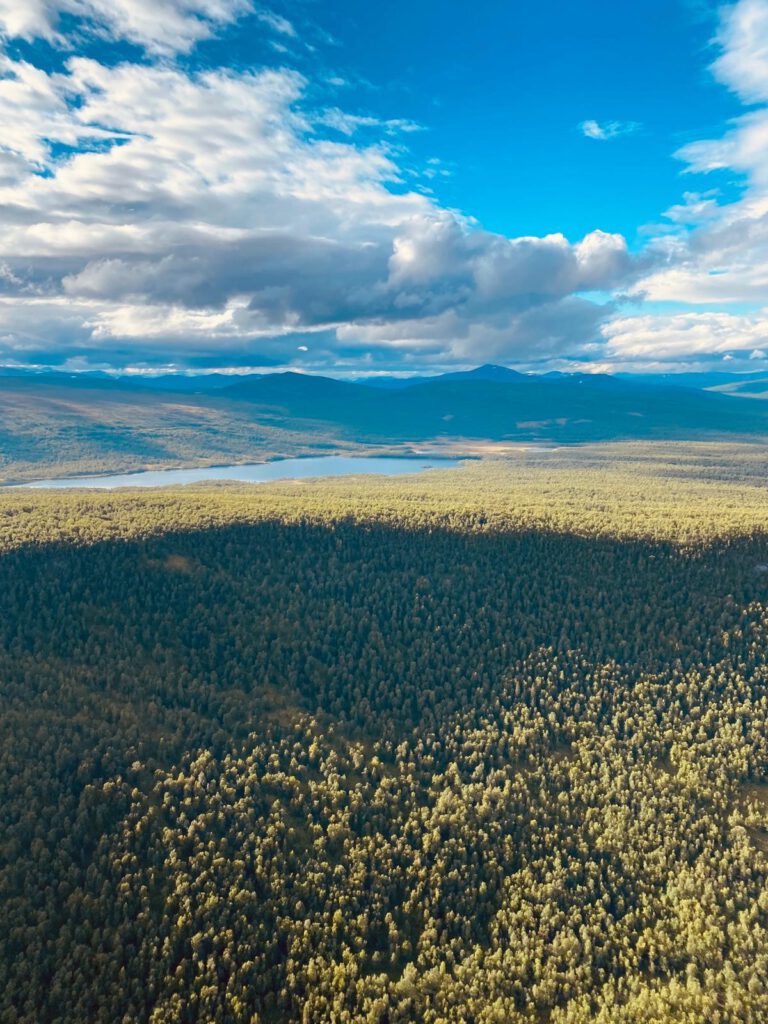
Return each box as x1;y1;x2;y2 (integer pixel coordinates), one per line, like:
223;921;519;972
3;365;768;482
7;363;768;394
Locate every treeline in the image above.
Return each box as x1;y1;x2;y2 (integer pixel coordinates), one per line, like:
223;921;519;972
4;441;768;552
0;444;767;1022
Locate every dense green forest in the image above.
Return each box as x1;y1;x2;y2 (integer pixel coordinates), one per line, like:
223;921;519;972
2;444;768;1022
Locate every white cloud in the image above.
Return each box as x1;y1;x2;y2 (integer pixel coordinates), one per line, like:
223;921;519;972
335;297;609;365
662;190;721;225
579;119;640;141
317;109;422;137
712;0;768;103
634;260;768;304
255;9;295;37
4;0;768;373
0;44;635;368
609;3;768;367
0;1;56;42
0;0;253;55
626;0;768;344
603;311;768;359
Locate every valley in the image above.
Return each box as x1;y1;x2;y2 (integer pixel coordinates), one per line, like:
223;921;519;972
4;368;768;484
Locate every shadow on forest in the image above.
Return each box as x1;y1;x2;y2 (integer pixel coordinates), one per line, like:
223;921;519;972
3;518;768;1023
1;517;765;757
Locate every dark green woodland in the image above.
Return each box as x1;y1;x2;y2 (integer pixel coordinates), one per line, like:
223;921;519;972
1;446;767;1023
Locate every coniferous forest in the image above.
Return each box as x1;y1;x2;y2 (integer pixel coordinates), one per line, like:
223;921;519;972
1;445;768;1023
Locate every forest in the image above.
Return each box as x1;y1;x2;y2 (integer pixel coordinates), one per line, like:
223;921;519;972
1;443;768;1023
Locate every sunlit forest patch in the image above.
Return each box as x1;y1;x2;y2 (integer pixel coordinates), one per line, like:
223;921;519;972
1;442;767;1023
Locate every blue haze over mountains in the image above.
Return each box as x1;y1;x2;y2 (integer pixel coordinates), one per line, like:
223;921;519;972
4;364;768;484
3;366;768;444
4;364;768;396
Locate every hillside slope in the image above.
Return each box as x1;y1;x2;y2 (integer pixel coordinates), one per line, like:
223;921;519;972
3;370;768;481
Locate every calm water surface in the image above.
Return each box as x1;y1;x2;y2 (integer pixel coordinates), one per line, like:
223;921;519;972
20;455;461;489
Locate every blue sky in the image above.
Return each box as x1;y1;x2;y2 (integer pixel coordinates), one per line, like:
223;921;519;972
0;0;767;375
271;0;743;243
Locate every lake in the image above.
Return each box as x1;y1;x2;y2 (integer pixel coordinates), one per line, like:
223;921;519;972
20;455;461;489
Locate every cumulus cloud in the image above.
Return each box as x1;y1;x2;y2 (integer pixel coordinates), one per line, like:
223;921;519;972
2;0;768;373
336;297;610;366
0;20;639;371
603;311;768;359
0;0;253;55
387;219;629;304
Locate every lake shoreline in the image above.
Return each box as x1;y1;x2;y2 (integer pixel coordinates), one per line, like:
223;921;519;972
14;454;465;490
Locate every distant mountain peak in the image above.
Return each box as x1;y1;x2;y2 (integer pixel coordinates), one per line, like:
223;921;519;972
475;363;522;375
439;364;527;383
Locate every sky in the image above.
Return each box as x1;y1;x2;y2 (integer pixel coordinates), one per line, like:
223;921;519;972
0;0;768;376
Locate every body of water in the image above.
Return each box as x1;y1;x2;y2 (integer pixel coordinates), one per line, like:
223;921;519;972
20;455;460;489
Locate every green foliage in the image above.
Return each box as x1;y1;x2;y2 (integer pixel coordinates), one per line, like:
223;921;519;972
1;443;768;1023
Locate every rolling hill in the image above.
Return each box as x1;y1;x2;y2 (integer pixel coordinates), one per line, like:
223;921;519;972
218;370;768;443
3;368;768;482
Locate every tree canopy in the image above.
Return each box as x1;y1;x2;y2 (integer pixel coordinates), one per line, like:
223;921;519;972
1;442;767;1023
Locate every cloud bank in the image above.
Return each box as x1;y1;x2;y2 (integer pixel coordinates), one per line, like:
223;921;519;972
0;0;765;372
611;0;768;368
0;0;254;54
0;5;636;372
